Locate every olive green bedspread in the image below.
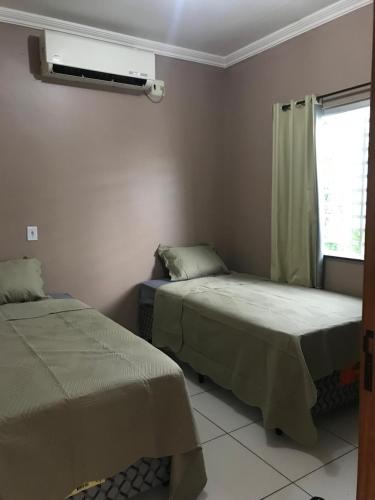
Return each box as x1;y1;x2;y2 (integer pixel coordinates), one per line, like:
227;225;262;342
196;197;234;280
152;273;362;445
0;299;206;500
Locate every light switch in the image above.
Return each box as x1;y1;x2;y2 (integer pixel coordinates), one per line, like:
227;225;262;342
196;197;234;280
27;226;38;241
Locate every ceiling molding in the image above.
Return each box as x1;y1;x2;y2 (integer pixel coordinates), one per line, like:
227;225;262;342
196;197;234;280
224;0;373;67
0;7;225;68
0;0;372;70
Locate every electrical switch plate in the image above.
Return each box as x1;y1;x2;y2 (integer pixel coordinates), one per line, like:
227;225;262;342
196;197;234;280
27;226;38;241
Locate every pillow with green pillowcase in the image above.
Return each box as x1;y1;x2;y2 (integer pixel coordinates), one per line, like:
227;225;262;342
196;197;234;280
0;258;46;305
158;244;229;281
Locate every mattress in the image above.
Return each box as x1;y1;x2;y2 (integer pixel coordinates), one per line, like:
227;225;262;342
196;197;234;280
0;298;206;500
152;272;362;445
50;294;170;500
139;301;359;416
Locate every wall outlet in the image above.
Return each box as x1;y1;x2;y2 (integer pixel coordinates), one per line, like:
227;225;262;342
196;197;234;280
27;226;38;241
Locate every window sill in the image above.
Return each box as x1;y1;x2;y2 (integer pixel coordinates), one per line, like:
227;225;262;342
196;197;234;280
323;254;364;264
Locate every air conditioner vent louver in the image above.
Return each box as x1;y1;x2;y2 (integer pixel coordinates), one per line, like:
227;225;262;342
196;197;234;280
40;31;157;94
52;64;147;86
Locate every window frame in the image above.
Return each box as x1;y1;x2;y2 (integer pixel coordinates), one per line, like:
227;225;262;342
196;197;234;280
317;98;370;262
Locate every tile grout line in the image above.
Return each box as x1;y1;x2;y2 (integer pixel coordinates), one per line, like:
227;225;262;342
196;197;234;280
190;380;359;445
192;406;293;486
192;406;233;434
189;386;223;400
292;481;315;497
259;483;297;500
196;421;291;499
292;447;357;485
189;380;358;498
189;386;263;434
319;423;359;448
192;406;260;436
188;389;208;397
196;404;357;491
189;378;359;443
194;400;357;482
229;433;295;484
199;432;227;446
193;383;359;440
229;421;261;433
192;389;358;445
187;383;217;398
192;407;233;446
234;431;357;488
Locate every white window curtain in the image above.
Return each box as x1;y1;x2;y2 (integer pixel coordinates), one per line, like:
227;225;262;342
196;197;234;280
271;95;323;288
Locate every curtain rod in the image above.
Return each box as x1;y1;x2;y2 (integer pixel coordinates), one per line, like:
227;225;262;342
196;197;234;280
318;81;371;101
281;82;371;111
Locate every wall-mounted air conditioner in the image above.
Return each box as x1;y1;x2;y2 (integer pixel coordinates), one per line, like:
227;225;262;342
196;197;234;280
40;30;165;99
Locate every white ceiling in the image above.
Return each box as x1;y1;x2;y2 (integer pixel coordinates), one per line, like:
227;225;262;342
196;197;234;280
0;0;353;56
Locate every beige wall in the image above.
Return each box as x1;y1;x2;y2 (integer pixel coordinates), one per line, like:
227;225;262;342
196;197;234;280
0;7;371;329
0;23;224;329
221;5;372;296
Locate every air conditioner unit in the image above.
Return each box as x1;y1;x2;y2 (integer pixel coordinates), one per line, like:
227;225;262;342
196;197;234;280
40;30;158;94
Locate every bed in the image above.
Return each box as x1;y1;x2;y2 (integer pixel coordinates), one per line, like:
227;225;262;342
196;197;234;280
0;297;206;500
139;272;362;446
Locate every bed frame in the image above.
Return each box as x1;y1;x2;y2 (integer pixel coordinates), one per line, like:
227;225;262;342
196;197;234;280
139;303;359;417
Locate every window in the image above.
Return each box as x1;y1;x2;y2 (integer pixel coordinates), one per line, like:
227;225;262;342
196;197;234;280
316;100;370;260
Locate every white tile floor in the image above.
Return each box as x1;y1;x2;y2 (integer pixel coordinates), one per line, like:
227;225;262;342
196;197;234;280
139;364;359;500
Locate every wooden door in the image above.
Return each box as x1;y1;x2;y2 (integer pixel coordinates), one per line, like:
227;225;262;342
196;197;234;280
357;10;375;500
